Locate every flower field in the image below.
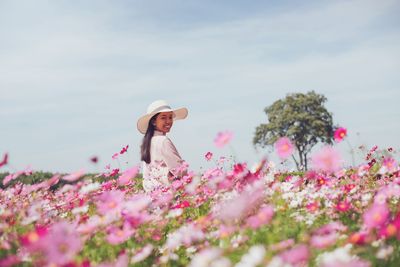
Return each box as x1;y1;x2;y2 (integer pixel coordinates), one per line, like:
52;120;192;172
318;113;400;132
1;139;400;266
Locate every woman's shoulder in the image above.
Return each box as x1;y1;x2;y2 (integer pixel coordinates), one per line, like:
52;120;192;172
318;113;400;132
151;135;170;147
152;135;168;141
152;135;175;146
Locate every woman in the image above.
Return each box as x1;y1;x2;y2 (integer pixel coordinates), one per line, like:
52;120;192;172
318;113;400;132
137;100;188;192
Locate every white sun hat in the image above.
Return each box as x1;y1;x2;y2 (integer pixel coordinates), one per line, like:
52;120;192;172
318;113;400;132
137;100;188;134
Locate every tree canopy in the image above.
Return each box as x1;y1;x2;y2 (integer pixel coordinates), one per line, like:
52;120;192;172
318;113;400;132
253;91;334;170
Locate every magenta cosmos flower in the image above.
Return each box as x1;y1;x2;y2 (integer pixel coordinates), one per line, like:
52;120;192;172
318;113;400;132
214;131;233;148
0;153;8;168
274;137;294;159
311;146;342;173
336;201;351;212
334;127;347;142
205;151;213;161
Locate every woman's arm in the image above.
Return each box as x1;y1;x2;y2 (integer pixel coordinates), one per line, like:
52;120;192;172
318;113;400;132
161;138;186;178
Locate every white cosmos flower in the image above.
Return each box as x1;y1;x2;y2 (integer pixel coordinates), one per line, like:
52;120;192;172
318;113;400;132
235;245;266;267
79;182;101;194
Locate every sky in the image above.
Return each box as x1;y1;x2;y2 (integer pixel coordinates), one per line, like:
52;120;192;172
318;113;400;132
1;0;400;174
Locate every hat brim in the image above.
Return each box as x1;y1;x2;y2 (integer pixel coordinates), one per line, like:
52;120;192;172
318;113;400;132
137;107;188;134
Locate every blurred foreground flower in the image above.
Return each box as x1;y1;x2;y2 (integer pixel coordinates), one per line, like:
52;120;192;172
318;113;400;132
311;146;342;173
279;244;310;266
118;166;139;186
363;202;390;230
214;131;233;148
96;190;125;216
274;137;294;159
2;166;33;186
246;205;274;229
62;169;85;182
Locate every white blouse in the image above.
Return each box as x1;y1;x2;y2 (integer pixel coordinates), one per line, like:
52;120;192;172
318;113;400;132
142;130;183;192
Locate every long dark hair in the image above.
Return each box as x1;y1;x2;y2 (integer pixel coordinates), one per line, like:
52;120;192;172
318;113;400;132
140;114;159;164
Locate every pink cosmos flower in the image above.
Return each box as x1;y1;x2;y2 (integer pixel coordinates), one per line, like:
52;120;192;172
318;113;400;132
279;244;309;266
217;186;264;224
112;152;119;159
62;169;85;182
382;157;398;173
202;167;224;180
274;137;294;159
246;205;274;229
205;152;213;161
106;223;135;245
314;222;347;235
0;255;20;267
43;221;83;265
170;160;189;177
214;131;233;148
334;127;347;142
310;233;338;249
270;239;295;251
373;184;400;204
171;179;184;190
96;190;125;216
76;215;103;235
311;146;343;173
109;168;120;177
2;166;32;186
46;174;61;187
218;224;236;238
363;202;390;230
118;166;139;186
101;180;115;190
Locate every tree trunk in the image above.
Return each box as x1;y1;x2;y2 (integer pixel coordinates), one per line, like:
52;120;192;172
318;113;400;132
298;150;304;171
292;155;300;171
304;152;308;171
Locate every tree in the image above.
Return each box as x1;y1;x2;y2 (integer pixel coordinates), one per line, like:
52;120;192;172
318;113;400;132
253;91;334;170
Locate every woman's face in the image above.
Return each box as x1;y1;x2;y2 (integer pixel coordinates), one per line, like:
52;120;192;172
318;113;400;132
154;112;174;134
